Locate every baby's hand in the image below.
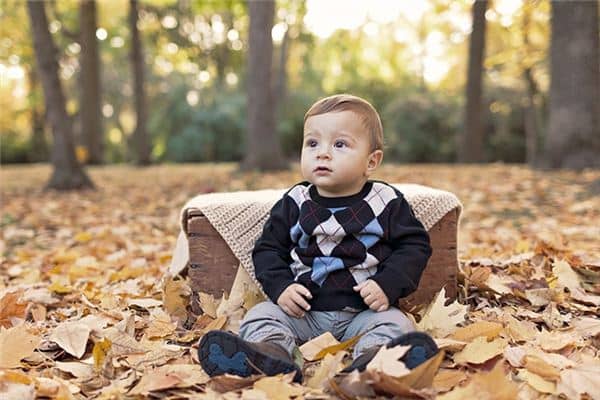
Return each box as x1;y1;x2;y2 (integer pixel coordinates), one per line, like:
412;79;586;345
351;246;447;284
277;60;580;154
353;280;389;312
277;283;312;318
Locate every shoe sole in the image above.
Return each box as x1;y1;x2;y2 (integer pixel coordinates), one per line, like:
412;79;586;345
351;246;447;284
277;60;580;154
198;331;301;381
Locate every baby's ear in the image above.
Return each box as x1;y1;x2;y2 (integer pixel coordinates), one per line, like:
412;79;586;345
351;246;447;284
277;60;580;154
366;150;383;174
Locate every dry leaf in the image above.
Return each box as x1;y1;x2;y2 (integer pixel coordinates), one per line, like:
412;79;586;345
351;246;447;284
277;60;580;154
437;363;519;400
198;292;218;318
333;369;376;398
129;364;210;394
556;363;600;400
50;321;91;358
306;351;346;389
517;369;556;394
366;345;411;377
92;338;112;371
453;336;507;364
0;324;41;368
0;290;28;327
523;355;560;381
314;334;361;360
146;309;177;339
163;276;192;320
450;320;503;342
126;297;162;309
299;332;339;361
417;288;468;337
55;361;94;379
432;368;468;392
253;375;306;400
552;260;581;291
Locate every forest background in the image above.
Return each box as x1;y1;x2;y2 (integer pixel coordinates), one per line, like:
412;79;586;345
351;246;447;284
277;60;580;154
1;0;598;189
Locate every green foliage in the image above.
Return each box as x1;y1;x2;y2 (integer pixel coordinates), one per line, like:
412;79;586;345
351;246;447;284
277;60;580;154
149;85;246;162
0;132;30;163
382;91;461;162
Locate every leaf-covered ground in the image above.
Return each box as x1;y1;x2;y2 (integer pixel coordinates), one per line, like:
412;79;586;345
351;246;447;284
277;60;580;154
1;164;599;399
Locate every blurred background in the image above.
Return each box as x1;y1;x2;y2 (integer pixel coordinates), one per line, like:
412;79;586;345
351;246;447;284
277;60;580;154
0;0;598;189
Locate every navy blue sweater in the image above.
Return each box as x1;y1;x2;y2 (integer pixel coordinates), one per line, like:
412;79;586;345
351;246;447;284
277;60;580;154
252;181;432;311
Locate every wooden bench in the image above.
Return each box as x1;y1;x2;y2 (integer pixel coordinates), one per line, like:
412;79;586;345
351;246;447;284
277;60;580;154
182;206;459;312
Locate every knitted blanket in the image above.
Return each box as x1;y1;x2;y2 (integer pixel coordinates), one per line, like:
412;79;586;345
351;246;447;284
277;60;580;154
168;184;462;293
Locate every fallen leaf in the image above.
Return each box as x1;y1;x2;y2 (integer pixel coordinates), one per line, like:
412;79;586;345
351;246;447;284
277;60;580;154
366;345;411;377
49;321;91;358
299;331;339;361
453;336;507;365
55;361;94;379
314;334;361;360
92;337;112;371
146;309;177;339
417;288;468;337
437;363;518;400
523;355;560;381
126;297;162;309
198;292;218;318
306;351;346;389
556;363;600;400
0;324;41;368
163;276;192;320
552;260;581;291
0;290;28;327
450;320;503;342
128;364;210;394
253;374;306;400
516;369;556;394
432;368;468;392
331;370;375;399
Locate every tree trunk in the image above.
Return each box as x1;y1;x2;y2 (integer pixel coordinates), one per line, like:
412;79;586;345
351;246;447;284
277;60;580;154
26;0;94;190
242;0;286;171
522;4;540;166
28;67;49;162
459;0;488;163
80;0;103;164
129;0;151;165
543;1;600;169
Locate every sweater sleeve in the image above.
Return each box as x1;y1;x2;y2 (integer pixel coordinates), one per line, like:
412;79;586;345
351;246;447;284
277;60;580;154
369;194;432;305
252;195;297;303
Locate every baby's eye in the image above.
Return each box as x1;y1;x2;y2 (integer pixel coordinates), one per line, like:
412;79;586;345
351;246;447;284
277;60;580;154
305;139;318;147
334;140;347;148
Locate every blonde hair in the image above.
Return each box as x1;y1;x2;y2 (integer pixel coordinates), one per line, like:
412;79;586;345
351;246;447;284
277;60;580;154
304;94;384;151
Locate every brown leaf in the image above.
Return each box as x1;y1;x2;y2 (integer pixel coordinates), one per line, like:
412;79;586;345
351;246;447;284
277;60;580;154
437;363;519;400
453;337;507;365
0;324;41;368
450;320;503;342
556;363;600;400
306;351;346;389
417;288;468;337
0;290;28;328
128;364;210;395
162;275;191;320
299;331;339;361
432;368;468;393
253;374;306;400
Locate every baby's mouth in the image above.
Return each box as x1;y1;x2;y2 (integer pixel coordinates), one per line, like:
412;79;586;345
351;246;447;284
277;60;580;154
314;166;332;172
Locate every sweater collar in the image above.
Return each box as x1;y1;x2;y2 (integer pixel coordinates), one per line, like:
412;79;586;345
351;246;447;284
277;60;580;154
308;181;373;208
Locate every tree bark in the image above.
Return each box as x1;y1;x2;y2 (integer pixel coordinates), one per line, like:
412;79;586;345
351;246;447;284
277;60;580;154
28;67;49;162
79;0;103;164
242;0;286;171
459;0;488;163
543;0;600;169
130;0;151;165
26;0;93;190
522;4;540;166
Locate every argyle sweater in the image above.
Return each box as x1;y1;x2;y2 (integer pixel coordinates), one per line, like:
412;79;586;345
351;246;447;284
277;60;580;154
252;181;432;311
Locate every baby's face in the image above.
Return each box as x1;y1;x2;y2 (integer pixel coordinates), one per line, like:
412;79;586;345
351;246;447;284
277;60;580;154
301;110;382;197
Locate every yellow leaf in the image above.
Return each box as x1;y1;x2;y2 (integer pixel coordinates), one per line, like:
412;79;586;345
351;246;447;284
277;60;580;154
48;276;73;294
433;369;468;393
93;338;112;371
74;231;92;243
198;292;218;318
0;290;29;328
162;275;191;320
450;320;503;342
453;336;507;365
315;334;361;360
0;324;41;368
0;369;33;385
517;369;556;394
523;355;560;381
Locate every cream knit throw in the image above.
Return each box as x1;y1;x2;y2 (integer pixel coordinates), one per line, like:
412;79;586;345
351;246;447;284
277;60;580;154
168;184;462;294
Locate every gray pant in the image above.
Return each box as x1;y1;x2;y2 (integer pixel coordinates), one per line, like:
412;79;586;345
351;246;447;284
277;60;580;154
239;301;415;359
